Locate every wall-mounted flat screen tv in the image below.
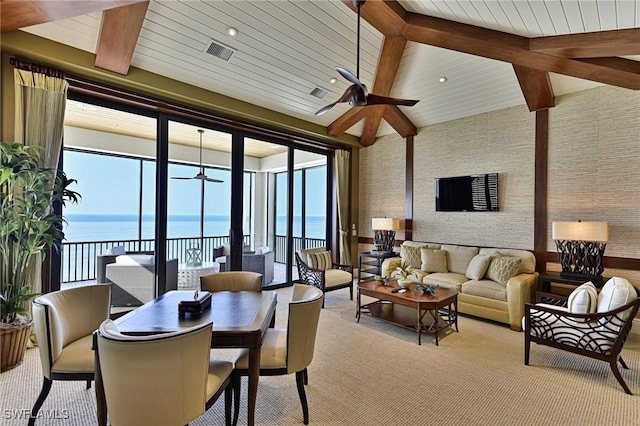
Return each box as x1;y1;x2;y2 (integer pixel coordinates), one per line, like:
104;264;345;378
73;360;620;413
435;173;499;212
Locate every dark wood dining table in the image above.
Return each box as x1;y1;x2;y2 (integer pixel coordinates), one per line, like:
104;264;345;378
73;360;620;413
94;290;277;426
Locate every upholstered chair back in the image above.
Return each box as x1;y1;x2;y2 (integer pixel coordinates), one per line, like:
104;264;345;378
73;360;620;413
97;320;214;426
286;284;324;374
200;271;262;292
298;247;329;266
32;284;111;379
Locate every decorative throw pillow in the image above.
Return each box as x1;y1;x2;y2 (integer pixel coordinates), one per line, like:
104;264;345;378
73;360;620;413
309;251;332;270
106;245;126;256
567;281;598;314
485;255;521;285
465;254;492;281
597;277;638;313
420;249;448;273
402;245;424;269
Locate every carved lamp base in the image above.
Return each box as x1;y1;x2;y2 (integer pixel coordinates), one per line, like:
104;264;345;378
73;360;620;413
555;239;607;281
374;230;396;254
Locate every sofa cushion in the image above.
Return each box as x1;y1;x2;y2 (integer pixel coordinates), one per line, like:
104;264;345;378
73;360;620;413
401;245;425;268
462;280;507;302
567;281;598;314
420;249;448;273
485;255;521;285
479;248;536;274
423;273;468;292
115;254;154;266
308;251;332;270
597;277;638;313
106;245;126;256
465;254;492;281
441;245;479;275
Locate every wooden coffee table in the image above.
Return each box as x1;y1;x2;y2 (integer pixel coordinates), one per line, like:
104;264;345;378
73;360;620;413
357;280;458;345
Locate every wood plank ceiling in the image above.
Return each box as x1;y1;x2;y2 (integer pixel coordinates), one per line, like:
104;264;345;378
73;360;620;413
4;0;640;147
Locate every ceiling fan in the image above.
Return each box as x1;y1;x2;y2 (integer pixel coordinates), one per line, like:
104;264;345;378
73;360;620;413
171;129;223;183
315;0;419;116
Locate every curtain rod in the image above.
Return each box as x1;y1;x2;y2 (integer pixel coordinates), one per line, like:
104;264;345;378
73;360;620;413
9;57;66;79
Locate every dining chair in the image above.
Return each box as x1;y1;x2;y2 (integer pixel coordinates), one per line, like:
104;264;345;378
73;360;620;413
232;284;324;425
30;284;111;426
200;271;263;292
97;319;233;426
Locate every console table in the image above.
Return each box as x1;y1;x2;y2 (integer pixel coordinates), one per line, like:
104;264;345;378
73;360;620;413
537;271;608;304
357;251;399;283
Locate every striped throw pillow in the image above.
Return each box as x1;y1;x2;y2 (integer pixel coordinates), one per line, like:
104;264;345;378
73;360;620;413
309;251;333;270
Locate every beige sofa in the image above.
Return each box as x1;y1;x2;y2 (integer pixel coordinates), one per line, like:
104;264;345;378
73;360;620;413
381;241;538;331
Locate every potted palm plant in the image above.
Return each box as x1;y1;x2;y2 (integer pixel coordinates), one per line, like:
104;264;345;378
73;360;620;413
0;142;79;372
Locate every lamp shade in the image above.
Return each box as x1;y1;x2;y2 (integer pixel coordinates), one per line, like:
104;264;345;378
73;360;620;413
552;221;609;242
371;218;400;230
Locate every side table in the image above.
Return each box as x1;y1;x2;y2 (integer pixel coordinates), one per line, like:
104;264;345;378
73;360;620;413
357;251;399;283
537;271;608;304
178;261;220;290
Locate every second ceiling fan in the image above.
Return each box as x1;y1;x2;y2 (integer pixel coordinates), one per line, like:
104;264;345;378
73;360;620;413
172;129;223;183
315;0;419;116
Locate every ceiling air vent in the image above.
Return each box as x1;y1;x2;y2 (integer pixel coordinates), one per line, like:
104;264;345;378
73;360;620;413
310;87;329;99
204;39;236;62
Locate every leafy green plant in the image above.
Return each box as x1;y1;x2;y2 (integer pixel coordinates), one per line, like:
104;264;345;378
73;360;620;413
0;142;80;324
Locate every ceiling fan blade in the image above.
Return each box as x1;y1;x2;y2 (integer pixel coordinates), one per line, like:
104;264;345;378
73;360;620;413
171;176;193;180
315;84;364;115
336;67;365;92
203;176;224;183
315;102;338;116
366;94;419;107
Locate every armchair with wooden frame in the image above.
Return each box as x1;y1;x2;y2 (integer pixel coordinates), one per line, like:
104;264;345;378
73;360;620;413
524;277;639;394
295;247;353;308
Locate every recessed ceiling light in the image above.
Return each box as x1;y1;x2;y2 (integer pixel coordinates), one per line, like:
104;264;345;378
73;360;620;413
439;76;448;83
330;78;337;84
226;27;238;37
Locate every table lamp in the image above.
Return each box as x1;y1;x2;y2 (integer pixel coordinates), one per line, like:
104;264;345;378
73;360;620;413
371;218;400;254
552;221;609;280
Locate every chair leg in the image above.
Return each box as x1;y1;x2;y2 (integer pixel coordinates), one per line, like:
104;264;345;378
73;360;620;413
619;356;629;369
225;382;233;426
86;380;92;390
349;283;353;301
295;370;309;425
303;368;308;385
610;358;633;395
29;377;53;426
232;373;241;426
524;335;530;365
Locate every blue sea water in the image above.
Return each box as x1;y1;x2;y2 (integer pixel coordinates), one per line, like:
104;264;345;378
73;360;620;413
63;214;326;242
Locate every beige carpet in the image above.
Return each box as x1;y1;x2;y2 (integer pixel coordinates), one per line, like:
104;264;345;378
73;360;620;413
1;286;639;425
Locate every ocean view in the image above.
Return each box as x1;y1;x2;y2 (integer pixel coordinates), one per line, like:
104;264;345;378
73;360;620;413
63;214;326;242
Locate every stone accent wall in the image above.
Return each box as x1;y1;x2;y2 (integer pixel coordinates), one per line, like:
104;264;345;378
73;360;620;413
548;86;640;258
358;85;640;265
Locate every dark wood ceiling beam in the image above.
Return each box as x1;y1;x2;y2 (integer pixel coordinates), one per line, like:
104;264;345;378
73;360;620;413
530;28;640;58
360;106;384;147
575;57;640;74
0;0;145;32
95;1;149;75
328;107;366;136
513;65;555;111
383;105;417;137
341;0;406;36
402;12;640;90
372;35;406;95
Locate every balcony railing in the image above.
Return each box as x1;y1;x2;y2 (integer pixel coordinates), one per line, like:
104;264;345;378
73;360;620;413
62;235;326;283
61;235;250;283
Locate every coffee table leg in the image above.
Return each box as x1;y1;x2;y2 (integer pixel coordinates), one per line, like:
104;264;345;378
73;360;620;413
416;308;422;345
453;299;459;332
434;309;440;346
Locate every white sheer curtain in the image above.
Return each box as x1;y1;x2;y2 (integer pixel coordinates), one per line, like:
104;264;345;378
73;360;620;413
335;149;351;264
14;68;68;296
